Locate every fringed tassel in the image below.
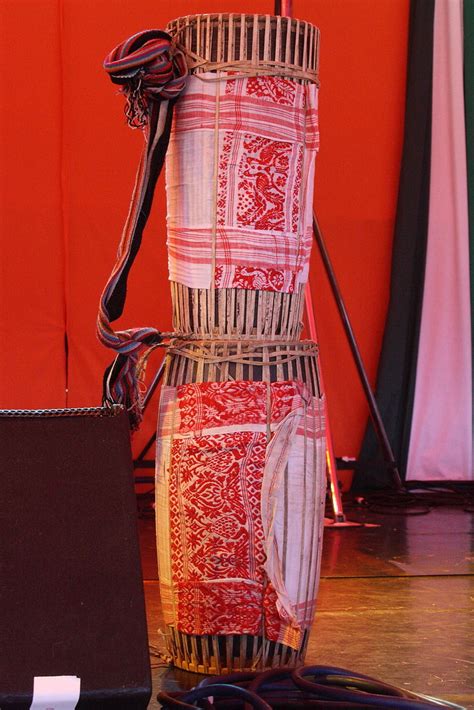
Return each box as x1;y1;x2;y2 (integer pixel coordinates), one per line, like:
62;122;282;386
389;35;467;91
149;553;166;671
97;30;187;430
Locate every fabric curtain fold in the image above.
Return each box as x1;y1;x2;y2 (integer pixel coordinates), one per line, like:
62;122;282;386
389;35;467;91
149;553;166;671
355;0;435;489
357;0;474;487
465;0;474;423
406;0;471;481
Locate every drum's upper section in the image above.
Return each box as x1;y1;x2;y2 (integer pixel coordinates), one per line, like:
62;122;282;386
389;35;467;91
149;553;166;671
165;13;320;340
166;14;319;84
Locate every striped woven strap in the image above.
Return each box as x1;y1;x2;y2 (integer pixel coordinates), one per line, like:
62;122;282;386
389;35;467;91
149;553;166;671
97;30;187;430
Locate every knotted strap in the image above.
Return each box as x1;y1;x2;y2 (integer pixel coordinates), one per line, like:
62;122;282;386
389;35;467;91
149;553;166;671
97;30;187;430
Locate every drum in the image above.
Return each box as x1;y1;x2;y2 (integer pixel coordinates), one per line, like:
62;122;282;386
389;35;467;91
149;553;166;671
155;13;326;673
166;13;320;340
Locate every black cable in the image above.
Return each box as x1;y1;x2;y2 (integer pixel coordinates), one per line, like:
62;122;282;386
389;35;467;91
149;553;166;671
345;483;474;516
357;490;431;516
157;665;464;709
159;683;272;709
293;666;450;708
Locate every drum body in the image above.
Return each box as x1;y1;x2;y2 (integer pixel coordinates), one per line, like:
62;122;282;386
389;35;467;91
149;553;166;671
155;13;326;673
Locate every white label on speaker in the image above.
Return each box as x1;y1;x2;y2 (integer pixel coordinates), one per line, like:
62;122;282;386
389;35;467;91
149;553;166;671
30;676;81;709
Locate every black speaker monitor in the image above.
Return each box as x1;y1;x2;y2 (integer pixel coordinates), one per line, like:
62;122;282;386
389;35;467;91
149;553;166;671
0;407;151;709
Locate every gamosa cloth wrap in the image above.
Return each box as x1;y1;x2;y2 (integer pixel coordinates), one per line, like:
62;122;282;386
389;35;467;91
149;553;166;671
156;373;326;650
166;73;318;293
156;45;325;651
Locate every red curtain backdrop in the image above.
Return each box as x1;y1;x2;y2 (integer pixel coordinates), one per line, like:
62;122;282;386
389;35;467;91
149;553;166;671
0;0;409;463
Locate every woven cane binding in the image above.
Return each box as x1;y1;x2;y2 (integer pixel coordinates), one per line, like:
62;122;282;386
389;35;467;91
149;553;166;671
168;626;311;675
167;14;319;78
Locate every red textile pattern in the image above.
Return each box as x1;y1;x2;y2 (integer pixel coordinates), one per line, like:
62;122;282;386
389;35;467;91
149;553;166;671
165;380;310;638
214;76;307;292
177;381;267;433
169;431;267;635
245;75;299;106
177;581;264;637
223;134;300;234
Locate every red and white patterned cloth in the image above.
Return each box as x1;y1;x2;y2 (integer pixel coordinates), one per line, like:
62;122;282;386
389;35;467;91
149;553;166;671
156;379;326;649
165;74;319;293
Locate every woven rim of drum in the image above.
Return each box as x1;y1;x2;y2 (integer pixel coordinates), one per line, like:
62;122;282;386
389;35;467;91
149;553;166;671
166;14;320;80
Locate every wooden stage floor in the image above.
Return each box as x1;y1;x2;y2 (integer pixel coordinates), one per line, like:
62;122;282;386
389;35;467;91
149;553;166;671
138;502;474;709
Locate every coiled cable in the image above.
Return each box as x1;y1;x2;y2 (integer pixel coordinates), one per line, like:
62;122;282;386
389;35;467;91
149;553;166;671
157;665;464;709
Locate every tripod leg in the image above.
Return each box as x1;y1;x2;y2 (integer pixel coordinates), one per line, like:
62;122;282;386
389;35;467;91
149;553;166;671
134;431;157;464
304;284;346;522
312;212;404;490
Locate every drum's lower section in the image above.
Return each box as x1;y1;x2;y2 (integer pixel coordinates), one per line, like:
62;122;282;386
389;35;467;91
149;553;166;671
155;340;326;673
167;627;310;674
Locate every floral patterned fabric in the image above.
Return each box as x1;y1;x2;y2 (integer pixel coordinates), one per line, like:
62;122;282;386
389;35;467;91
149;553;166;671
156;380;326;648
165;74;319;293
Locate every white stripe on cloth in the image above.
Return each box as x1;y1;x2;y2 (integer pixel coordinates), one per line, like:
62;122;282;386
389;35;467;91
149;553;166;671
261;395;326;642
155;386;179;624
406;0;472;481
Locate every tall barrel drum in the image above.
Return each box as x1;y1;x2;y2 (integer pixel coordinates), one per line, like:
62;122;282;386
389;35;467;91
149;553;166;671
155;13;326;673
